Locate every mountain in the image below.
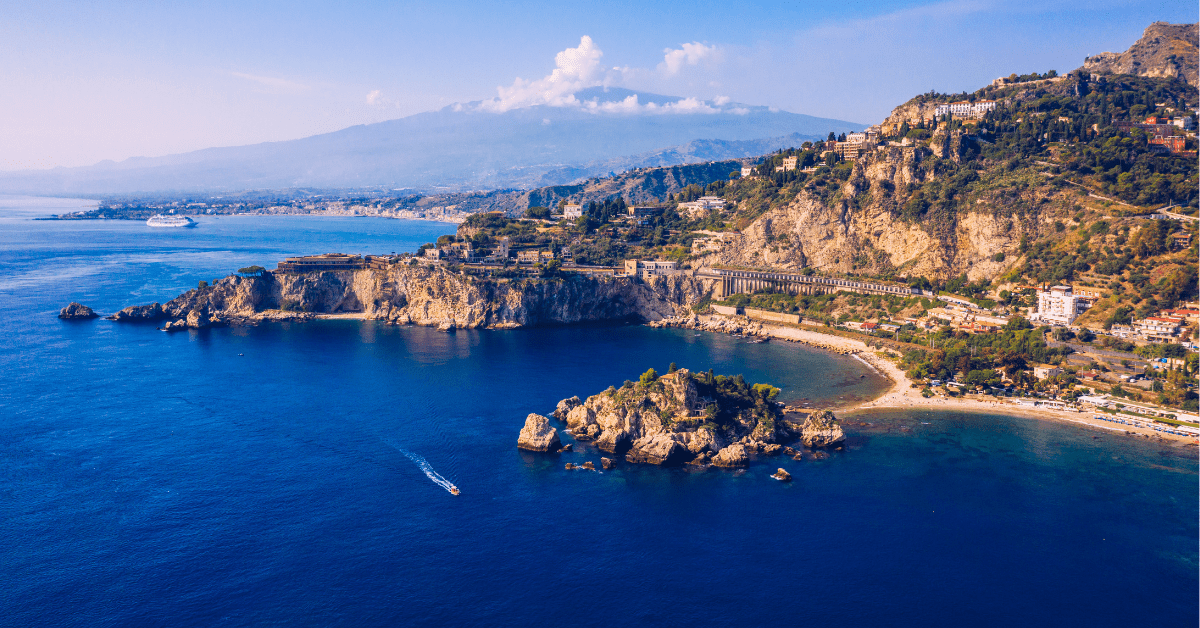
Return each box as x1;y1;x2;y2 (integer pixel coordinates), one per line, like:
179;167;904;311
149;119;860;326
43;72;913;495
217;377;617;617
1082;22;1198;85
0;88;862;195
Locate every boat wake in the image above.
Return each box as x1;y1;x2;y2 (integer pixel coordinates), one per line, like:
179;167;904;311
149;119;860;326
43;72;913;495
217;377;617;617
387;442;459;495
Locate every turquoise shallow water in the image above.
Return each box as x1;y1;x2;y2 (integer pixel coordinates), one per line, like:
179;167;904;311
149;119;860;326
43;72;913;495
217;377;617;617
1;200;1196;627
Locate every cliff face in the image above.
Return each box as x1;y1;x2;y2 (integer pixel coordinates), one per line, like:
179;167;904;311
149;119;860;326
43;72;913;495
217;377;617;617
136;265;711;329
1082;22;1198;85
710;142;1066;280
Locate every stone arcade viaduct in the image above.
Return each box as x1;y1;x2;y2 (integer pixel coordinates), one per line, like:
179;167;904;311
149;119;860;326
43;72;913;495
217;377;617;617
697;268;919;299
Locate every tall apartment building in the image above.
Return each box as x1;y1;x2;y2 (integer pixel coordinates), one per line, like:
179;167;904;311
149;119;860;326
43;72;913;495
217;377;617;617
1035;285;1092;325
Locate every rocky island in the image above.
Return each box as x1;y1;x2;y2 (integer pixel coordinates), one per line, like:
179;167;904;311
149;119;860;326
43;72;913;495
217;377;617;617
523;367;845;469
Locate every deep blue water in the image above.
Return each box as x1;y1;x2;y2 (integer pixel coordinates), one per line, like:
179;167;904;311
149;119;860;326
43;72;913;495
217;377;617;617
1;198;1196;627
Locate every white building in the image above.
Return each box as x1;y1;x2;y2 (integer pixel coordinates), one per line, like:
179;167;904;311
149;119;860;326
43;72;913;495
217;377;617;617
562;203;582;219
1134;316;1182;342
1035;285;1092;325
624;259;678;279
494;236;510;260
1033;365;1063;380
677;196;726;218
934;100;996;119
740;166;753;177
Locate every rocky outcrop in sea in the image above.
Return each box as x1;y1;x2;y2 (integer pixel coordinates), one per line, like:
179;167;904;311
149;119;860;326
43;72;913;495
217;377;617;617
112;265;709;331
538;368;847;470
799;409;846;448
517;414;562;452
58;302;97;319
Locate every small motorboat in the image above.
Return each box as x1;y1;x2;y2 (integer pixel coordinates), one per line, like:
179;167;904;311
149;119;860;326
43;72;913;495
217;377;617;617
449;486;460;496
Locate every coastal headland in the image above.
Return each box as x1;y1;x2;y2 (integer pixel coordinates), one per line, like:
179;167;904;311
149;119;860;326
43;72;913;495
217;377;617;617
98;258;1198;445
107;264;708;330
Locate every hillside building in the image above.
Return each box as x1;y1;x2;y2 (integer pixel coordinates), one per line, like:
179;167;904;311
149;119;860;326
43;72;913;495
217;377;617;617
678;195;726;218
934;100;996;119
563;203;582;219
276;254;367;272
1134;316;1182;343
624;259;678;280
740;166;753;177
1034;285;1092;325
1033;365;1063;380
628;206;665;220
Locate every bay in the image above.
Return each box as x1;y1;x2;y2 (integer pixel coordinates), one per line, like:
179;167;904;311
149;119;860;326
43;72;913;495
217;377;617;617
1;199;1195;627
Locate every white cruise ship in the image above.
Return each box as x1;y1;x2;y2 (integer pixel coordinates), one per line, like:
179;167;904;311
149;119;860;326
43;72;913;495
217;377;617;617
146;214;196;228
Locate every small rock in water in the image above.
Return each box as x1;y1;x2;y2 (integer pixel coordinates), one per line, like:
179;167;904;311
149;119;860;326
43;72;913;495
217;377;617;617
565;463;577;470
58;302;98;320
771;468;792;482
601;457;614;470
517;413;562;452
560;443;572;452
581;461;595;470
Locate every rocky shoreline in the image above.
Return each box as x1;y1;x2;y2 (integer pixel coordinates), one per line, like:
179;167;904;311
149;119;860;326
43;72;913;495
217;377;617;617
100;265;711;332
648;313;861;355
517;368;846;474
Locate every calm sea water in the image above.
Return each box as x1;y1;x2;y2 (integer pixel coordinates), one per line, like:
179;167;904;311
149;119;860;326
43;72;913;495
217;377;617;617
1;198;1196;627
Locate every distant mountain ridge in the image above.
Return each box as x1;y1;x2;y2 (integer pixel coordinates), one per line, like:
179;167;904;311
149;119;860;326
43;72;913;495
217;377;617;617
0;88;862;195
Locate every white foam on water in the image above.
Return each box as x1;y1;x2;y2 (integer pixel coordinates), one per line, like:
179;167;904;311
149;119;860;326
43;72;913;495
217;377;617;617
852;354;882;376
387;442;457;494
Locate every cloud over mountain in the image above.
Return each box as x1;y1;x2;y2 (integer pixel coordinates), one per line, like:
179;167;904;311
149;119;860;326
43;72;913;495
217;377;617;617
478;36;730;115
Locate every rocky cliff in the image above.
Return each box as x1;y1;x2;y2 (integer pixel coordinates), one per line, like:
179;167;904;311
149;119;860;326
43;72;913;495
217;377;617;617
113;265;711;330
1082;22;1198;85
711;142;1066;280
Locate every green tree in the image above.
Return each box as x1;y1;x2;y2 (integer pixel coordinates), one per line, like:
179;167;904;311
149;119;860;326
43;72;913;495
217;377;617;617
639;368;659;386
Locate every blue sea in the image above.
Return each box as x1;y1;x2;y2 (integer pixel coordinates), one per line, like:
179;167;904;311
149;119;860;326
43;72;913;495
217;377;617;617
1;197;1196;627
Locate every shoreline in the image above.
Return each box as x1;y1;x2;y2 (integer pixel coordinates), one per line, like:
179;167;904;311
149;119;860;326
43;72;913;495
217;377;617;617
663;314;1198;446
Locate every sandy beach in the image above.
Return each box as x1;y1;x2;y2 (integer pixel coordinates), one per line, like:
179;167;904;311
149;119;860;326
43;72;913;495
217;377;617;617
742;320;1198;445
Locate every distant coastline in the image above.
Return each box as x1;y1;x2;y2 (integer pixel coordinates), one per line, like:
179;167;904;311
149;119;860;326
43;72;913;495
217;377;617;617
38;207;468;224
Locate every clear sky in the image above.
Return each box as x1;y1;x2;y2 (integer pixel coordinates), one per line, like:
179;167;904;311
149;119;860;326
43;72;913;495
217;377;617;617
2;0;1195;170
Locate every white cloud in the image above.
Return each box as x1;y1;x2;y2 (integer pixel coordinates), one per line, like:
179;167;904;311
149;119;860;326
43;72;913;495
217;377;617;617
479;36;607;112
475;36;739;115
660;42;720;75
366;89;382;105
